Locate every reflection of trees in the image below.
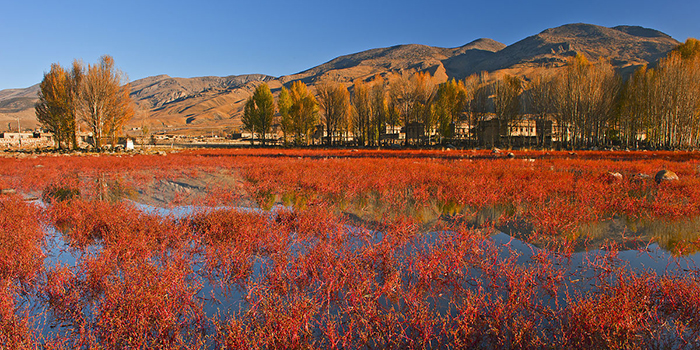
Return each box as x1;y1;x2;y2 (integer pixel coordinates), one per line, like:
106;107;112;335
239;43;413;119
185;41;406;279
576;216;700;255
268;188;700;256
96;174;137;202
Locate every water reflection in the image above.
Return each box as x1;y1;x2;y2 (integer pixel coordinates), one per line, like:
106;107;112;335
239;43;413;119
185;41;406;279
35;201;700;344
315;193;700;257
576;216;700;255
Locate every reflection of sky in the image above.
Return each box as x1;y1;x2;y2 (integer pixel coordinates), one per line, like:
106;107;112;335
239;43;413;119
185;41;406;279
127;200;292;219
491;232;700;276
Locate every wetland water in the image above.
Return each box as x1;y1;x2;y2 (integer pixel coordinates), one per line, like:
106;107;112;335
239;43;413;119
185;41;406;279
34;200;700;340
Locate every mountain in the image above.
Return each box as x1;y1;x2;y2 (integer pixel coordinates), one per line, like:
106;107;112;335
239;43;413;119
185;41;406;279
0;84;40;131
0;23;682;135
128;74;277;134
281;38;506;84
467;23;678;77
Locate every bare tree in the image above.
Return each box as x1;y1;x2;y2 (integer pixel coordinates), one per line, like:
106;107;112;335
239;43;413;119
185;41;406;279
494;74;522;148
551;55;619;149
525;72;556;147
465;72;492;145
388;71;437;145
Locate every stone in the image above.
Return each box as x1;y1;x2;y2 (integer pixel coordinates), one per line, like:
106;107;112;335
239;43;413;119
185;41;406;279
605;172;623;183
655;170;679;184
630;173;651;184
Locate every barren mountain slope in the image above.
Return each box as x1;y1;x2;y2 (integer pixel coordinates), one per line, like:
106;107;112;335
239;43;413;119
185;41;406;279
0;84;41;130
469;23;679;75
282;38;506;85
128;74;278;133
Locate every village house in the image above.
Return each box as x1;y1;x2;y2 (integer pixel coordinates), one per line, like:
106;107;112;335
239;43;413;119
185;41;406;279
0;131;53;148
476;117;553;148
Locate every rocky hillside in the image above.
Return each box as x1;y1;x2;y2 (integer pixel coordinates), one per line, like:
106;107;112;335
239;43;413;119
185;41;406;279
467;23;678;77
0;23;682;135
128;74;277;134
282;38;507;84
0;84;40;131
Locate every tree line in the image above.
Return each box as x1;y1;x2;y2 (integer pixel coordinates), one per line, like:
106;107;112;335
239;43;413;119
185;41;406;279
244;38;700;149
36;40;700;151
525;38;700;149
36;55;134;150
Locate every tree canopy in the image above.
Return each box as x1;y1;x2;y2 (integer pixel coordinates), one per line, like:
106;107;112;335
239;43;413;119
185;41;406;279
242;83;276;145
35;55;134;149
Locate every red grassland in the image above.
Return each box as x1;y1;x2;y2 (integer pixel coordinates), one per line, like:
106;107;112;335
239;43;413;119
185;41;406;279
0;149;700;348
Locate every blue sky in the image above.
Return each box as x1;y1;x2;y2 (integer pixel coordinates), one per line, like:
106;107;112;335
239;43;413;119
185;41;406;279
1;0;698;90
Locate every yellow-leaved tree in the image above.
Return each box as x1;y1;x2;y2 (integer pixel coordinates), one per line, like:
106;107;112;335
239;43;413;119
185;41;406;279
36;55;134;149
76;55;134;149
287;81;318;145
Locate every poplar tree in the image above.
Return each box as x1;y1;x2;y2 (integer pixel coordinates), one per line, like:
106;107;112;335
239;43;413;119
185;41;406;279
36;55;133;150
369;78;388;146
552;55;619;149
525;73;556;147
352;79;372;146
317;80;351;145
242;83;275;145
434;79;467;142
388;71;436;145
36;64;73;149
75;55;134;149
466;72;492;144
278;87;292;146
494;75;522;148
288;81;318;145
242;97;257;144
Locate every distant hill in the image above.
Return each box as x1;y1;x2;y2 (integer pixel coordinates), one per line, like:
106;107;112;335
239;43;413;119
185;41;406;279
0;84;40;131
467;23;678;77
0;23;681;135
281;38;507;84
128;74;277;134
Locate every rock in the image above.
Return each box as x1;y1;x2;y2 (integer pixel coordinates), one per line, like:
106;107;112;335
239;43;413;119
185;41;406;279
492;147;501;154
1;189;16;195
605;172;623;183
655;170;679;184
630;173;651;184
507;152;515;158
158;151;167;156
